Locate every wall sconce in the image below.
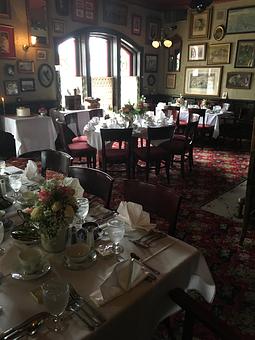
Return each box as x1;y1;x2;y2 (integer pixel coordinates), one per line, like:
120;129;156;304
151;26;177;49
23;35;37;51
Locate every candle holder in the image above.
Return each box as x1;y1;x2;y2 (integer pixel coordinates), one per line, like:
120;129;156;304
1;97;6;115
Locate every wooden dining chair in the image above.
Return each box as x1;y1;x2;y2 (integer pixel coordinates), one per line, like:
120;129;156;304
56;119;97;168
133;125;176;183
64;111;86;143
69;166;114;209
99;128;133;178
188;108;213;146
0;131;16;160
89;109;103;120
123;179;182;236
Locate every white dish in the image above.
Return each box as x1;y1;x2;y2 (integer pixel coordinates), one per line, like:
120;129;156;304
11;261;51;280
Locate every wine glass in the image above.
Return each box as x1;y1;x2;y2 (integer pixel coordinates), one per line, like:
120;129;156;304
107;219;125;254
9;174;22;205
42;279;69;332
75;198;89;227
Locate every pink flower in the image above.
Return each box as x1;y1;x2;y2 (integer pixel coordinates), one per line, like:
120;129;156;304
38;189;51;203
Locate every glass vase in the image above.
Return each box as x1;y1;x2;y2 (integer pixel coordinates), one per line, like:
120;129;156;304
41;228;68;253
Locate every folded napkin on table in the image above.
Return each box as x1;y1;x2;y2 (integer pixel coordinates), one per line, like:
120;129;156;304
90;259;147;305
63;177;84;198
23;160;44;183
117;201;155;231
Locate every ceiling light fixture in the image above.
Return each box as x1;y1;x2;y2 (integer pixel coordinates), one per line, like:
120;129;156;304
23;35;37;51
151;26;177;49
190;0;213;13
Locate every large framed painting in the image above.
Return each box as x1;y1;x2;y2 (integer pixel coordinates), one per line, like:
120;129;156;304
0;0;11;19
189;9;211;39
72;0;97;24
226;7;255;34
145;54;158;73
0;25;16;59
26;0;49;46
103;1;127;26
207;43;231;65
235;40;255;68
146;17;161;44
184;67;222;97
226;72;252;89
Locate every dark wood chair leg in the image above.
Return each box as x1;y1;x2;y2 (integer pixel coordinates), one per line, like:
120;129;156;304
181;155;185;177
92;155;96;168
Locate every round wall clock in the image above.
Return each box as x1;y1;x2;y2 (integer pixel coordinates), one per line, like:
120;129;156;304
38;63;54;87
213;25;225;41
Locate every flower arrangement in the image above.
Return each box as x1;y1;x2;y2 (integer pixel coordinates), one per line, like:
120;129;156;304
29;179;78;239
119;96;148;125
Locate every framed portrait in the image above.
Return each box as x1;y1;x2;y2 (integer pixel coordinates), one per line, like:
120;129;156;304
226;72;252;89
17;60;34;73
132;15;142;35
103;1;127;26
72;0;97;24
235;40;255;68
145;54;158;73
189;9;211;39
36;49;47;61
146;17;161;44
5;63;15;76
26;0;49;46
0;0;11;19
20;78;35;92
207;43;231;65
0;25;16;59
166;74;176;89
188;44;206;61
4;80;19;96
226;6;255;34
184;67;222;97
55;0;69;16
53;20;65;34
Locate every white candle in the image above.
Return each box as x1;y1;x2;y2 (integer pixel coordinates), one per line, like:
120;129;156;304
1;97;5;114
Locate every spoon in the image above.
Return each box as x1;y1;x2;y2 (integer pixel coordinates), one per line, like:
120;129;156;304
130;252;160;275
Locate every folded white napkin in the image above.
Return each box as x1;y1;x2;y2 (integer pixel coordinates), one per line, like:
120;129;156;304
90;259;147;305
117;201;155;231
23;160;44;183
63;177;84;198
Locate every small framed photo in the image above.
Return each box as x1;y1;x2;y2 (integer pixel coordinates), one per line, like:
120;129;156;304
0;25;16;59
146;17;161;44
235;40;255;68
145;54;158;73
226;72;252;89
36;49;48;61
222;91;228;99
72;0;97;24
53;20;65;34
17;60;34;73
5;63;15;76
188;44;206;61
20;78;35;92
0;0;11;19
4;80;19;96
189;9;211;39
132;15;142;35
166;74;176;89
207;43;231;65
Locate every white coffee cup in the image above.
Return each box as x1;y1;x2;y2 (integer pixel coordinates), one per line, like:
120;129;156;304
18;248;42;274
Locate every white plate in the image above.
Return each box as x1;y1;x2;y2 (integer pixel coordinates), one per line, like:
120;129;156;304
11;261;51;280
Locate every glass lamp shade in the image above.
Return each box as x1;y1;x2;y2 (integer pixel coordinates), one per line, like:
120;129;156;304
152;40;161;49
163;39;172;48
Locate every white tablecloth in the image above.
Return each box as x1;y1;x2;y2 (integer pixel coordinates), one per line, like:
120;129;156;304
0;233;215;340
0;115;57;156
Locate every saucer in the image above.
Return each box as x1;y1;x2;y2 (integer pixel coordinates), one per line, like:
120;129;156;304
11;260;51;280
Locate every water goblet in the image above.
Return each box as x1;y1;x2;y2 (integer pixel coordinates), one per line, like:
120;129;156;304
76;198;89;227
107;219;125;254
9;174;22;205
42;279;69;332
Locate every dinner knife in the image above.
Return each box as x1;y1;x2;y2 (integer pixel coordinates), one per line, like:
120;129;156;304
130;252;160;275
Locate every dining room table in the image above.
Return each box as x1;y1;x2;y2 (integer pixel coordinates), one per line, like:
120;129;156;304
0;115;57;157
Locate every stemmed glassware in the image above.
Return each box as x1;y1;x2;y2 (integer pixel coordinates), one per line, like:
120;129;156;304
42;279;70;332
107;219;125;254
9;174;22;205
75;198;89;228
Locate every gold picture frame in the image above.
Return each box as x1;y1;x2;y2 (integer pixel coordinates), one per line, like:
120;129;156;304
207;43;231;65
189;9;211;39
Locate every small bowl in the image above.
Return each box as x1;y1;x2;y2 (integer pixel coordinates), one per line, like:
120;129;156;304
65;243;90;263
11;226;40;246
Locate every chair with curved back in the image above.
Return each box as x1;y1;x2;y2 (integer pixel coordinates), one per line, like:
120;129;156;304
56;119;97;168
64;111;88;143
123;179;182;236
133;125;176;183
0;131;16;160
69;166;114;209
99;128;133;178
188;107;213;146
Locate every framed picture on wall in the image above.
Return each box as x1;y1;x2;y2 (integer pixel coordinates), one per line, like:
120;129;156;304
189;9;211;39
53;20;65;34
207;43;231;65
4;80;19;96
17;60;34;73
226;72;252;89
235;40;255;68
0;25;16;59
166;74;176;89
55;0;69;16
146;17;161;44
103;1;127;25
72;0;97;24
0;0;11;19
132;15;142;35
20;78;35;92
226;6;255;34
184;67;222;96
36;49;47;61
188;44;206;61
145;54;158;73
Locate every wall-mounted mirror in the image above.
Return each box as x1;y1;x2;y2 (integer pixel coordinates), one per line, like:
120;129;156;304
168;34;182;72
26;0;49;46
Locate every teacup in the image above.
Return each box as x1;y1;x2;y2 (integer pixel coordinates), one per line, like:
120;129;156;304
18;248;42;274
